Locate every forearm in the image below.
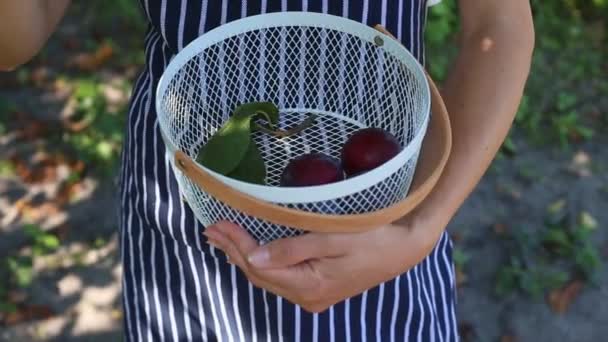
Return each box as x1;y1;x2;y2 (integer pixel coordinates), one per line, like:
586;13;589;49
418;15;535;228
0;0;70;70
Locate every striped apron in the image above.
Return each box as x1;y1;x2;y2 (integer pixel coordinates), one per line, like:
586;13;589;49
118;0;458;340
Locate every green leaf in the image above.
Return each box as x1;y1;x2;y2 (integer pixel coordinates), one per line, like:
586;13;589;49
7;257;33;288
96;141;114;160
543;228;570;248
16;69;30;85
547;199;567;216
197;113;253;175
75;80;99;101
66;171;81;184
452;248;470;268
574;244;601;279
227;138;266;185
572;225;592;243
234;102;279;128
94;237;107;248
0;160;15;177
0;301;17;314
23;224;42;239
501;136;517;156
38;235;60;251
196;102;278;175
0;97;17;115
495;266;520;297
520;269;546;298
556;92;578;111
577;126;594;140
543;270;569;290
15;266;33;288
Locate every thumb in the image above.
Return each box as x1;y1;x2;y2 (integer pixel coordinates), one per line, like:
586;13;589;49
247;233;341;269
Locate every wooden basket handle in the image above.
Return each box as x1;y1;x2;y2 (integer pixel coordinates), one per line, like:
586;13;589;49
173;25;452;233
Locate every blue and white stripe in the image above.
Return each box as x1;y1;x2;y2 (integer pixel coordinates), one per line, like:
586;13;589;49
118;0;457;341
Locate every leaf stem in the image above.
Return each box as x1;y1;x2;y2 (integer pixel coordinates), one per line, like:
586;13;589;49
254;110;276;130
255;114;317;138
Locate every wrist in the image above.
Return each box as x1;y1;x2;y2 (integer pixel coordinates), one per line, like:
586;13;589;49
409;185;457;233
389;200;449;271
391;189;454;263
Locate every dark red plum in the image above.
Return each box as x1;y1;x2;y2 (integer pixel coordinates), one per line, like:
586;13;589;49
341;128;401;176
280;153;344;187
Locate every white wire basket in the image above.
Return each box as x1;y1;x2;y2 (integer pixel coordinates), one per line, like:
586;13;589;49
156;12;451;243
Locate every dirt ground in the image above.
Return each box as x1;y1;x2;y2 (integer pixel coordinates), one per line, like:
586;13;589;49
1;4;607;342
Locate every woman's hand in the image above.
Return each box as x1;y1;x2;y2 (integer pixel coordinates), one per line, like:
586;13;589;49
203;0;534;314
203;209;446;313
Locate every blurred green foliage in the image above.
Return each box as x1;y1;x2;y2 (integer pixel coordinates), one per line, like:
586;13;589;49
86;0;146;31
60;0;608;175
61;77;127;176
0;225;61;313
494;202;601;299
427;0;608;148
0;0;606;319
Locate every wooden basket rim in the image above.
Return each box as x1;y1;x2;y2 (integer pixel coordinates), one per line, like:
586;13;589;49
174;72;452;233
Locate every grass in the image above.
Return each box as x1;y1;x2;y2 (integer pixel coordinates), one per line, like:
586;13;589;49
494;202;602;299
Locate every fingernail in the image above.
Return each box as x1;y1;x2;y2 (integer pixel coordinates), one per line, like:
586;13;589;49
248;249;269;267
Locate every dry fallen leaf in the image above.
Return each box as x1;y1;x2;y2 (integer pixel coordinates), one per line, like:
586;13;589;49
67;42;114;71
63;114;94;133
496;183;522;200
53;78;72;95
547;280;584;314
17;120;49;141
3;304;55;325
493;223;508;235
56;181;85;206
10;154;59;184
7;291;27;304
63;36;81;50
450;232;463;243
30;66;50;87
569;131;584;144
70;160;86;175
10;156;32;182
13;198;30;214
22;202;62;221
500;334;517;342
458;322;476;342
456;268;468;287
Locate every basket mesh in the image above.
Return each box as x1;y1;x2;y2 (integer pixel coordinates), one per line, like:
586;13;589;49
158;20;429;242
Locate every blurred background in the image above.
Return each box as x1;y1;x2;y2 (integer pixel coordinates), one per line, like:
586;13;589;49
0;1;606;341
